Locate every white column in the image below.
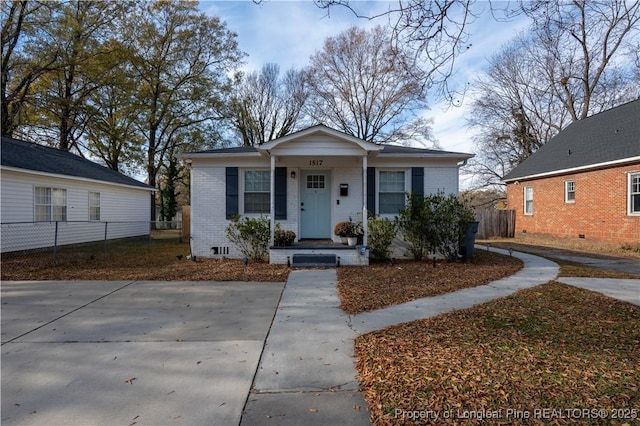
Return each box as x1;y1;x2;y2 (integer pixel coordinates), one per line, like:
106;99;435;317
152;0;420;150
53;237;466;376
362;154;368;247
270;155;276;247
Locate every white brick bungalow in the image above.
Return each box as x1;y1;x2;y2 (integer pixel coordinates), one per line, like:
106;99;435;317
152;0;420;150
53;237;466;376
181;125;473;265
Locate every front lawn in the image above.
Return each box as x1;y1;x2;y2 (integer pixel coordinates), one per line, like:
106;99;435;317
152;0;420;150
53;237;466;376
338;250;523;314
356;282;640;425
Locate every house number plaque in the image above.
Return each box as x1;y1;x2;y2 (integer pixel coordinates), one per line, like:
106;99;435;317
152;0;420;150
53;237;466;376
308;159;324;166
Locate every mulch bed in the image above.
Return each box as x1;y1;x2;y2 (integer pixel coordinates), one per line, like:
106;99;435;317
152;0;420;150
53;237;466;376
356;281;640;425
337;250;523;315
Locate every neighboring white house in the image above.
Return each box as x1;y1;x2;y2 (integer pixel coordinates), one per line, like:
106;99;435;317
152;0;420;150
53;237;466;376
181;125;473;265
1;136;154;253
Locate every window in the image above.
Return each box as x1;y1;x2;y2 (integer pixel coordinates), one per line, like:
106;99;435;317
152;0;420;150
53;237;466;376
379;171;406;214
34;187;67;222
524;186;533;215
244;170;270;214
630;172;640;215
565;180;575;203
306;174;325;189
89;192;100;221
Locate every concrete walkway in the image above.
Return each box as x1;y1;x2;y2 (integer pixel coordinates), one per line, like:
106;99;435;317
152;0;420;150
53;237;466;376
241;248;559;425
350;249;559;334
556;277;640;306
241;269;369;426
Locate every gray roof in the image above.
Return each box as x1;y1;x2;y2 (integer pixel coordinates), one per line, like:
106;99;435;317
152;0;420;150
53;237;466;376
1;136;152;189
503;99;640;181
186;143;471;157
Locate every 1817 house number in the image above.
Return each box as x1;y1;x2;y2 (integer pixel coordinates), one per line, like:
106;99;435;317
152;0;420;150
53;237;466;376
309;159;323;166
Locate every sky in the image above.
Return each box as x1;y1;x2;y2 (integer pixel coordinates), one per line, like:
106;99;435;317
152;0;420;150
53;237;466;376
198;0;531;157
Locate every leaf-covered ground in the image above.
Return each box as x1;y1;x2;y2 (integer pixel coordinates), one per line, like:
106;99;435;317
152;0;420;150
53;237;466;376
337;250;523;314
1;239;290;282
356;282;640;425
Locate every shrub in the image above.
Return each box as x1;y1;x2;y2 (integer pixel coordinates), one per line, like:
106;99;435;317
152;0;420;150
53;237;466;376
225;215;270;261
368;216;398;260
274;228;296;246
398;191;476;261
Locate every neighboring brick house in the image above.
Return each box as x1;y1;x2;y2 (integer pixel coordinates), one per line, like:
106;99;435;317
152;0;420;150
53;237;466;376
503;99;640;244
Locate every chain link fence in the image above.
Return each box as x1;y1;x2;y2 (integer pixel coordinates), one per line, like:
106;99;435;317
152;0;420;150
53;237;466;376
1;220;184;265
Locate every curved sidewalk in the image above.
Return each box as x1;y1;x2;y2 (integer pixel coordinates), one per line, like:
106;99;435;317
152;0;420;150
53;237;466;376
350;248;559;334
241;248;559;425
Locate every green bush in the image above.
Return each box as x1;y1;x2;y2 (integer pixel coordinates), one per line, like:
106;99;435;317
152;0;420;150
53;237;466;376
225;215;271;261
368;216;398;260
398;191;475;261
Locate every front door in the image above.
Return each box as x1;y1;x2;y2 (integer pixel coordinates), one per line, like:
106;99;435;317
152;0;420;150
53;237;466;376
300;170;331;239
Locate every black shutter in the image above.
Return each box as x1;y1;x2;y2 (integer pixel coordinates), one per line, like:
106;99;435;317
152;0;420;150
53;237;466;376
411;167;424;197
274;167;287;220
367;166;376;215
225;167;239;219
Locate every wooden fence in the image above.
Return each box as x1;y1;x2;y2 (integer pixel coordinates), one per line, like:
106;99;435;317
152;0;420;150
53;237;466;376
475;209;515;239
181;205;190;243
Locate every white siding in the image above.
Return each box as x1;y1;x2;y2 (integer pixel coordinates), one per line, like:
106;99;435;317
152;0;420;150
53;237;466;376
0;169;151;253
332;167;363;241
424;166;459;195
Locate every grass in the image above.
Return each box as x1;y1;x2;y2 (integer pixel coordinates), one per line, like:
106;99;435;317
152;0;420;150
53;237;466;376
356;282;640;425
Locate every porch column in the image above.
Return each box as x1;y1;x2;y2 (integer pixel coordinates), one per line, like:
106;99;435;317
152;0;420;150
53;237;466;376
270;155;276;247
362;154;368;247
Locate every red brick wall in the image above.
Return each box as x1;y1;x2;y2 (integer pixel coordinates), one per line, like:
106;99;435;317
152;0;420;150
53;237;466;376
506;164;640;244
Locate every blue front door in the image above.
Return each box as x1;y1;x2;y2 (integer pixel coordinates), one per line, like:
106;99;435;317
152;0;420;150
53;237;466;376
300;170;331;239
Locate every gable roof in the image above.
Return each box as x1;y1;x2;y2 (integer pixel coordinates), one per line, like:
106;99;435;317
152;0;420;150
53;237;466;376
1;136;153;190
503;99;640;182
182;124;473;160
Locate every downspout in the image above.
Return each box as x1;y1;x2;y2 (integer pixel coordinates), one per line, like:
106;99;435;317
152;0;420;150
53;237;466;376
362;154;368;247
270;155;276;248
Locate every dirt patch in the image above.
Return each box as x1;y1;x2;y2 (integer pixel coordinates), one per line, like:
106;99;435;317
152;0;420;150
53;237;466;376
356;281;640;425
337;250;523;315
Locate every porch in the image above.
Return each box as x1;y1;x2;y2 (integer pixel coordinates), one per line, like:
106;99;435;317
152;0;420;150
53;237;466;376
270;239;369;266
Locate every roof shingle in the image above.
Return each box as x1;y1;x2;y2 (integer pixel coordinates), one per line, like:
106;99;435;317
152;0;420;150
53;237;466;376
1;136;152;189
503;99;640;181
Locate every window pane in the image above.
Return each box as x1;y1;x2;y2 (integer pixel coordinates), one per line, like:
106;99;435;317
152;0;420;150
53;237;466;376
245;170;270;192
379;171;404;192
35;205;50;222
53;205;66;221
52;188;66;206
244;193;270;213
632;194;640;213
524;186;533;214
89;192;100;220
379;193;405;214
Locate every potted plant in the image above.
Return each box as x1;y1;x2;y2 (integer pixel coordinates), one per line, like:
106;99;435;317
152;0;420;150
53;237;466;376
334;221;354;244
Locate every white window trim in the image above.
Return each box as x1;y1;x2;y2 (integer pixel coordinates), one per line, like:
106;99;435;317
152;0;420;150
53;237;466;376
89;191;101;221
241;168;271;216
376;168;410;217
564;180;575;204
34;186;67;222
524;185;533;216
628;171;640;216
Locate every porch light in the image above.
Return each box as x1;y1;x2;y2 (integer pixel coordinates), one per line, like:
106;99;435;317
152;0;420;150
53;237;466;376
290;170;296;179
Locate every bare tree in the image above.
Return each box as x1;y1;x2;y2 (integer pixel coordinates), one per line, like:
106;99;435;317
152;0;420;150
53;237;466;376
314;0;475;102
306;25;429;143
466;0;640;189
229;63;308;146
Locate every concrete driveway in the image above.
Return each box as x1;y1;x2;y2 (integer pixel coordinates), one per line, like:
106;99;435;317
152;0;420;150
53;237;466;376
1;280;284;426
